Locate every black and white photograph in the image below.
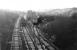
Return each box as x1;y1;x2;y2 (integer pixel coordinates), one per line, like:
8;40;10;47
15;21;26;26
0;0;77;50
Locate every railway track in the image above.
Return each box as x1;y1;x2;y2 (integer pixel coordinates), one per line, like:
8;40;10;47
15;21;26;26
6;15;56;50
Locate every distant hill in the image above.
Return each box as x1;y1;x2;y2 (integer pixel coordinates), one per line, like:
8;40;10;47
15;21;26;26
37;8;77;17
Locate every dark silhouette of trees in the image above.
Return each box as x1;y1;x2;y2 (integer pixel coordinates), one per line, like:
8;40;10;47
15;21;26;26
36;13;77;50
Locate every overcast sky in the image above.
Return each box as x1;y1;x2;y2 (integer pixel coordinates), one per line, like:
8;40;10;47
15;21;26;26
0;0;77;12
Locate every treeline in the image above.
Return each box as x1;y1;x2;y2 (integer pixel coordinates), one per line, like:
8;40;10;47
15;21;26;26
38;11;77;50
